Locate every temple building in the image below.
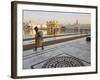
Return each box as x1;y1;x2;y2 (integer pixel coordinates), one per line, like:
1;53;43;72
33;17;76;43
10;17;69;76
65;20;91;34
23;20;34;36
23;21;48;38
47;20;60;35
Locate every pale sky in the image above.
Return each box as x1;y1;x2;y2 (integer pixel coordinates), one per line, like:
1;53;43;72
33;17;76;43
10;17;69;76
23;10;91;25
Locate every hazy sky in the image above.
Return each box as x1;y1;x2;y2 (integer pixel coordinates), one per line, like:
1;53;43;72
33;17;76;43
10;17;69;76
23;10;91;25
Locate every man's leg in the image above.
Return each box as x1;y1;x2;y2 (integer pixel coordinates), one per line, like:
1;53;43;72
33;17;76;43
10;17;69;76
41;43;44;50
35;46;37;51
39;39;44;50
34;40;37;51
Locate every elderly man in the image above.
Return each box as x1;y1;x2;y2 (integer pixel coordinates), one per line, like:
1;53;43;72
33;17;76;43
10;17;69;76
34;26;44;51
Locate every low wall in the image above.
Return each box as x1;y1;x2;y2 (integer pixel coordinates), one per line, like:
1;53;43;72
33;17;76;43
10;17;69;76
23;34;90;50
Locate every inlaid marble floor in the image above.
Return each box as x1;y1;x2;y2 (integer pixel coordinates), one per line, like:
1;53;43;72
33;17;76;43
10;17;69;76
23;38;90;69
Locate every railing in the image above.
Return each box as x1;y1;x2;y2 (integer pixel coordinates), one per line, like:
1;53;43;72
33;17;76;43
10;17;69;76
23;29;90;40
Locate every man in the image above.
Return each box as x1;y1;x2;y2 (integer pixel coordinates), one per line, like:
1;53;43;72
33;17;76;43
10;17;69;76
34;26;44;51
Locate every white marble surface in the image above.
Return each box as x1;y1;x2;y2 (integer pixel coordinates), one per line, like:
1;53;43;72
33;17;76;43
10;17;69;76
23;38;90;69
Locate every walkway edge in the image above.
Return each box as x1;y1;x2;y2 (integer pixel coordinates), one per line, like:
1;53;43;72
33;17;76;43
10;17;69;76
23;34;90;50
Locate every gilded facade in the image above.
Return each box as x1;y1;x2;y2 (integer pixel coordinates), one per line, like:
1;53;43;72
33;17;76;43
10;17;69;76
47;20;59;35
